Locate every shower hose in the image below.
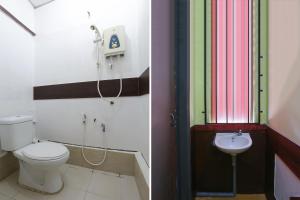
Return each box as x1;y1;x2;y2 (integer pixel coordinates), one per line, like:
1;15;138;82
81;32;123;166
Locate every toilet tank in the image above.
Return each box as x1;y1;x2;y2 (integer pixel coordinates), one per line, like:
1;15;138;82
0;115;34;151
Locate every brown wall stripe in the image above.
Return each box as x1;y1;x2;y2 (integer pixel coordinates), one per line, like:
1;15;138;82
34;68;149;100
0;4;36;36
139;68;149;95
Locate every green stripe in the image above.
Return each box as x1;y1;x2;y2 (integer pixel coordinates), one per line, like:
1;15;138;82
192;0;206;125
259;0;269;124
254;0;259;123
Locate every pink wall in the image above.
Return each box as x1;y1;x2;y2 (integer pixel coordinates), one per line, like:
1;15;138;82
269;0;300;198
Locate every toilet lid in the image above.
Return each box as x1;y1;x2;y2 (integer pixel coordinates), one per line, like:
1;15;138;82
22;142;68;161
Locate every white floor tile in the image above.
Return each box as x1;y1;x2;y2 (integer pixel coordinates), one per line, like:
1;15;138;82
84;192;111;200
0;180;19;198
63;165;93;190
120;176;141;200
0;164;140;200
88;171;121;200
0;193;12;200
14;187;48;200
47;187;86;200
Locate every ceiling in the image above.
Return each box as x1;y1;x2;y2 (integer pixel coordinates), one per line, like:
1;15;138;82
28;0;56;8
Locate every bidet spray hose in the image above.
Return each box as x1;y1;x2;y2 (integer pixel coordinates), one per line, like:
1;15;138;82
81;117;107;166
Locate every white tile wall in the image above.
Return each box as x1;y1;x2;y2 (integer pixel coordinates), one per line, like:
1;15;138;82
0;0;35;118
33;0;149;164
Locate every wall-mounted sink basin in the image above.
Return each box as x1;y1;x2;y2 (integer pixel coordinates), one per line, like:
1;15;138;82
214;133;252;155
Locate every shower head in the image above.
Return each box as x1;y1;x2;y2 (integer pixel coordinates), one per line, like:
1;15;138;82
90;25;96;30
90;25;100;34
90;25;102;43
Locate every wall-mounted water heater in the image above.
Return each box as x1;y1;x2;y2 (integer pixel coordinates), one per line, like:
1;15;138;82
103;25;126;57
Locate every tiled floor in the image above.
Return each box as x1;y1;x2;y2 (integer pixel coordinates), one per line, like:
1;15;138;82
0;164;141;200
195;194;267;200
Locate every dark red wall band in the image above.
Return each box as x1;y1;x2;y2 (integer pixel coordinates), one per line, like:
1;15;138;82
34;68;149;100
267;127;300;180
191;123;267;132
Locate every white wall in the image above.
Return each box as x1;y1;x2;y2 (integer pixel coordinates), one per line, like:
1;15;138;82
0;0;35;31
0;0;35;117
269;0;300;198
34;0;148;85
34;0;149;163
35;96;149;160
275;156;300;199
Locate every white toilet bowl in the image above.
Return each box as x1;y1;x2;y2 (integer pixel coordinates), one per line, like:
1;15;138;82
0;115;70;194
13;141;70;193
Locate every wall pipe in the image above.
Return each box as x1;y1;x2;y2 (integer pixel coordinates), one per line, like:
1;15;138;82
195;155;237;197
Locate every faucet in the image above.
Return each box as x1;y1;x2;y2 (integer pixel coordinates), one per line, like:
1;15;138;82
232;130;243;142
236;129;243;136
101;123;106;132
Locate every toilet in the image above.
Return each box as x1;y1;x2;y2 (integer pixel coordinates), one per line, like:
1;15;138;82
0;115;69;194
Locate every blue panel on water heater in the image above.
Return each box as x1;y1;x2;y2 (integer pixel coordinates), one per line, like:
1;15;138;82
103;25;126;57
109;34;120;49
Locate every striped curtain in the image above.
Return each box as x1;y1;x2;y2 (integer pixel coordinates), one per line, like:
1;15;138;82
208;0;258;123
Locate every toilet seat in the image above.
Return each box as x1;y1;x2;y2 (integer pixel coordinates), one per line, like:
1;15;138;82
19;142;69;161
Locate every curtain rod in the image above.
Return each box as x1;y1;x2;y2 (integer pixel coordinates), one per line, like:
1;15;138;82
0;4;36;36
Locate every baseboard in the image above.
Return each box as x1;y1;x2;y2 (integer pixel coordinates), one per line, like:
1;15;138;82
65;144;136;176
134;152;149;200
64;143;149;199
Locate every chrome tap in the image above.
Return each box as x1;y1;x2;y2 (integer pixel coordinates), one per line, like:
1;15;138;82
236;129;242;136
232;130;242;142
101;123;106;132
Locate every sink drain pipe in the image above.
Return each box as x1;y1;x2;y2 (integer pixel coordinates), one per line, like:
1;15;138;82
195;155;237;197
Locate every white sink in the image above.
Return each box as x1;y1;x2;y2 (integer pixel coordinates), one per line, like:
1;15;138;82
214;133;253;155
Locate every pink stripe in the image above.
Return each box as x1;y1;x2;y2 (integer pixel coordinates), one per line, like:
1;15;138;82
245;0;249;122
217;0;227;123
227;0;234;123
248;0;253;122
233;0;241;122
241;0;247;122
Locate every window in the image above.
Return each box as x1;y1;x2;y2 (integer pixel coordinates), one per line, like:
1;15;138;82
205;0;260;123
